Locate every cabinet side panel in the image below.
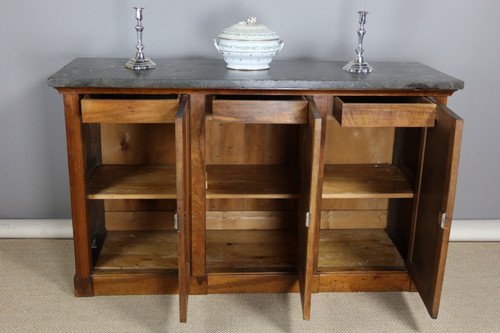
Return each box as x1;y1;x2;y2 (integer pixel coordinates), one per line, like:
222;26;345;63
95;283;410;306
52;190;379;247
387;128;425;259
63;93;94;295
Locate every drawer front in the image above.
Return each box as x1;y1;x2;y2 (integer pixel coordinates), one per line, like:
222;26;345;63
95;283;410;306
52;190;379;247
81;95;179;123
332;96;436;127
211;96;308;124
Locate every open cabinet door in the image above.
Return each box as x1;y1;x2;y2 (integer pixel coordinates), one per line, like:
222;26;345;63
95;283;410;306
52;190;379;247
408;100;463;319
175;95;191;322
298;96;322;320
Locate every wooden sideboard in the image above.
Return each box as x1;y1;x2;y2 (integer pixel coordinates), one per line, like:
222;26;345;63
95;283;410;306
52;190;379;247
48;58;464;322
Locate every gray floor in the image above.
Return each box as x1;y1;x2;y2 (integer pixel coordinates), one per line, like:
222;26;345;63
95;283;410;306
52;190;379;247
0;240;499;332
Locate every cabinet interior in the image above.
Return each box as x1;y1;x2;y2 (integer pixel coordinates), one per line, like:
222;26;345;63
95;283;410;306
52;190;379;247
205;96;308;274
319;113;425;273
50;58;464;321
83;96;180;273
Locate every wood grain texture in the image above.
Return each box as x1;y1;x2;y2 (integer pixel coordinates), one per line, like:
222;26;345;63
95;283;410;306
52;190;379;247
188;276;208;295
175;95;191;322
207;198;296;211
95;230;178;270
100;123;176;165
318;229;406;272
83;123;102;183
297;96;323;320
189;94;207;276
333;96;436;127
91;271;412;294
212;96;308;124
322;164;414;199
74;275;94;297
105;211;175;230
63;93;94;296
87;165;176;199
324;118;395;164
389;128;427;261
104;199;176;211
206;211;295;230
321;198;388;210
207;274;300;294
318;272;411;292
206;165;300;199
311;95;330;277
93;271;178;295
205;120;299;165
206;230;298;274
408;100;463;318
81;95;179;123
320;210;388;229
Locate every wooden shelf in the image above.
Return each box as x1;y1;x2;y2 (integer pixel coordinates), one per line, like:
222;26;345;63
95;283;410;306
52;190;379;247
87;165;176;199
206;230;298;274
318;229;406;272
95;230;178;270
322;164;414;199
206;165;300;199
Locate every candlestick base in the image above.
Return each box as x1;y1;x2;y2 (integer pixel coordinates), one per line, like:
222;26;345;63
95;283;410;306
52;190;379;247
125;57;156;70
343;61;373;74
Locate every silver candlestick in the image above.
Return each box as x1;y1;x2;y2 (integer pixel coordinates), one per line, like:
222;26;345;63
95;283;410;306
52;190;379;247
343;11;373;73
126;7;156;70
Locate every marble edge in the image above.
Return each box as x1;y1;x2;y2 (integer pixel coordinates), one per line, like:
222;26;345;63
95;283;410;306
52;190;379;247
47;57;464;90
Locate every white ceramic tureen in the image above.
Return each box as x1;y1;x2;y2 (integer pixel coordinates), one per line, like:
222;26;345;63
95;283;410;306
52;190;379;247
214;17;284;70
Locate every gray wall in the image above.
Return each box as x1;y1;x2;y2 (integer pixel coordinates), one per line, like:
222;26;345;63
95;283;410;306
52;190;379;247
1;0;499;219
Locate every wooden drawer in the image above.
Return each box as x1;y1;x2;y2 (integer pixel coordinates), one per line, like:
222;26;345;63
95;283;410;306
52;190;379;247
332;96;436;127
81;95;179;123
211;96;308;124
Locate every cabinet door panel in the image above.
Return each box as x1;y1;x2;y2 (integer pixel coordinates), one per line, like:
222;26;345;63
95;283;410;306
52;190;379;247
408;100;463;318
176;95;191;323
298;97;322;320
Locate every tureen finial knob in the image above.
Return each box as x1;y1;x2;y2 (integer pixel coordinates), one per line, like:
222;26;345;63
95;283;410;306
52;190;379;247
245;17;257;25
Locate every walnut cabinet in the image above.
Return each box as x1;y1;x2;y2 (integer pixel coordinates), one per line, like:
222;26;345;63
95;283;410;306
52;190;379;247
49;59;463;323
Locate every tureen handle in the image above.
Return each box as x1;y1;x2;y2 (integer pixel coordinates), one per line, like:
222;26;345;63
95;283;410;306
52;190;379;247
277;40;285;54
242;17;257;25
213;39;223;54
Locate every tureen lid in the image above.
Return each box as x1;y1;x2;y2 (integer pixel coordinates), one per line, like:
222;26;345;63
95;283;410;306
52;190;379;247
218;17;280;41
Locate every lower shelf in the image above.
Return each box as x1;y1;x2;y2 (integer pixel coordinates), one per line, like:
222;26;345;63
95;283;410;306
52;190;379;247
95;230;178;270
318;229;406;272
206;230;298;274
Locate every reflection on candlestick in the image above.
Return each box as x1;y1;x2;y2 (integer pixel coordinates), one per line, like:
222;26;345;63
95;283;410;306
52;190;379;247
343;11;373;74
126;7;156;70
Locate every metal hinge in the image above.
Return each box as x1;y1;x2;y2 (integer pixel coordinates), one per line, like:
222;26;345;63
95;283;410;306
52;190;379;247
439;209;447;229
305;211;310;228
174;213;179;231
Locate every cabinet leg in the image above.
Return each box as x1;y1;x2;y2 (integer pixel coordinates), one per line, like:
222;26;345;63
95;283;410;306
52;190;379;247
74;275;94;297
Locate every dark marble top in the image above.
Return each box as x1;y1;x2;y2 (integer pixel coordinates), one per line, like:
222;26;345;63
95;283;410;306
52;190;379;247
47;58;464;91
